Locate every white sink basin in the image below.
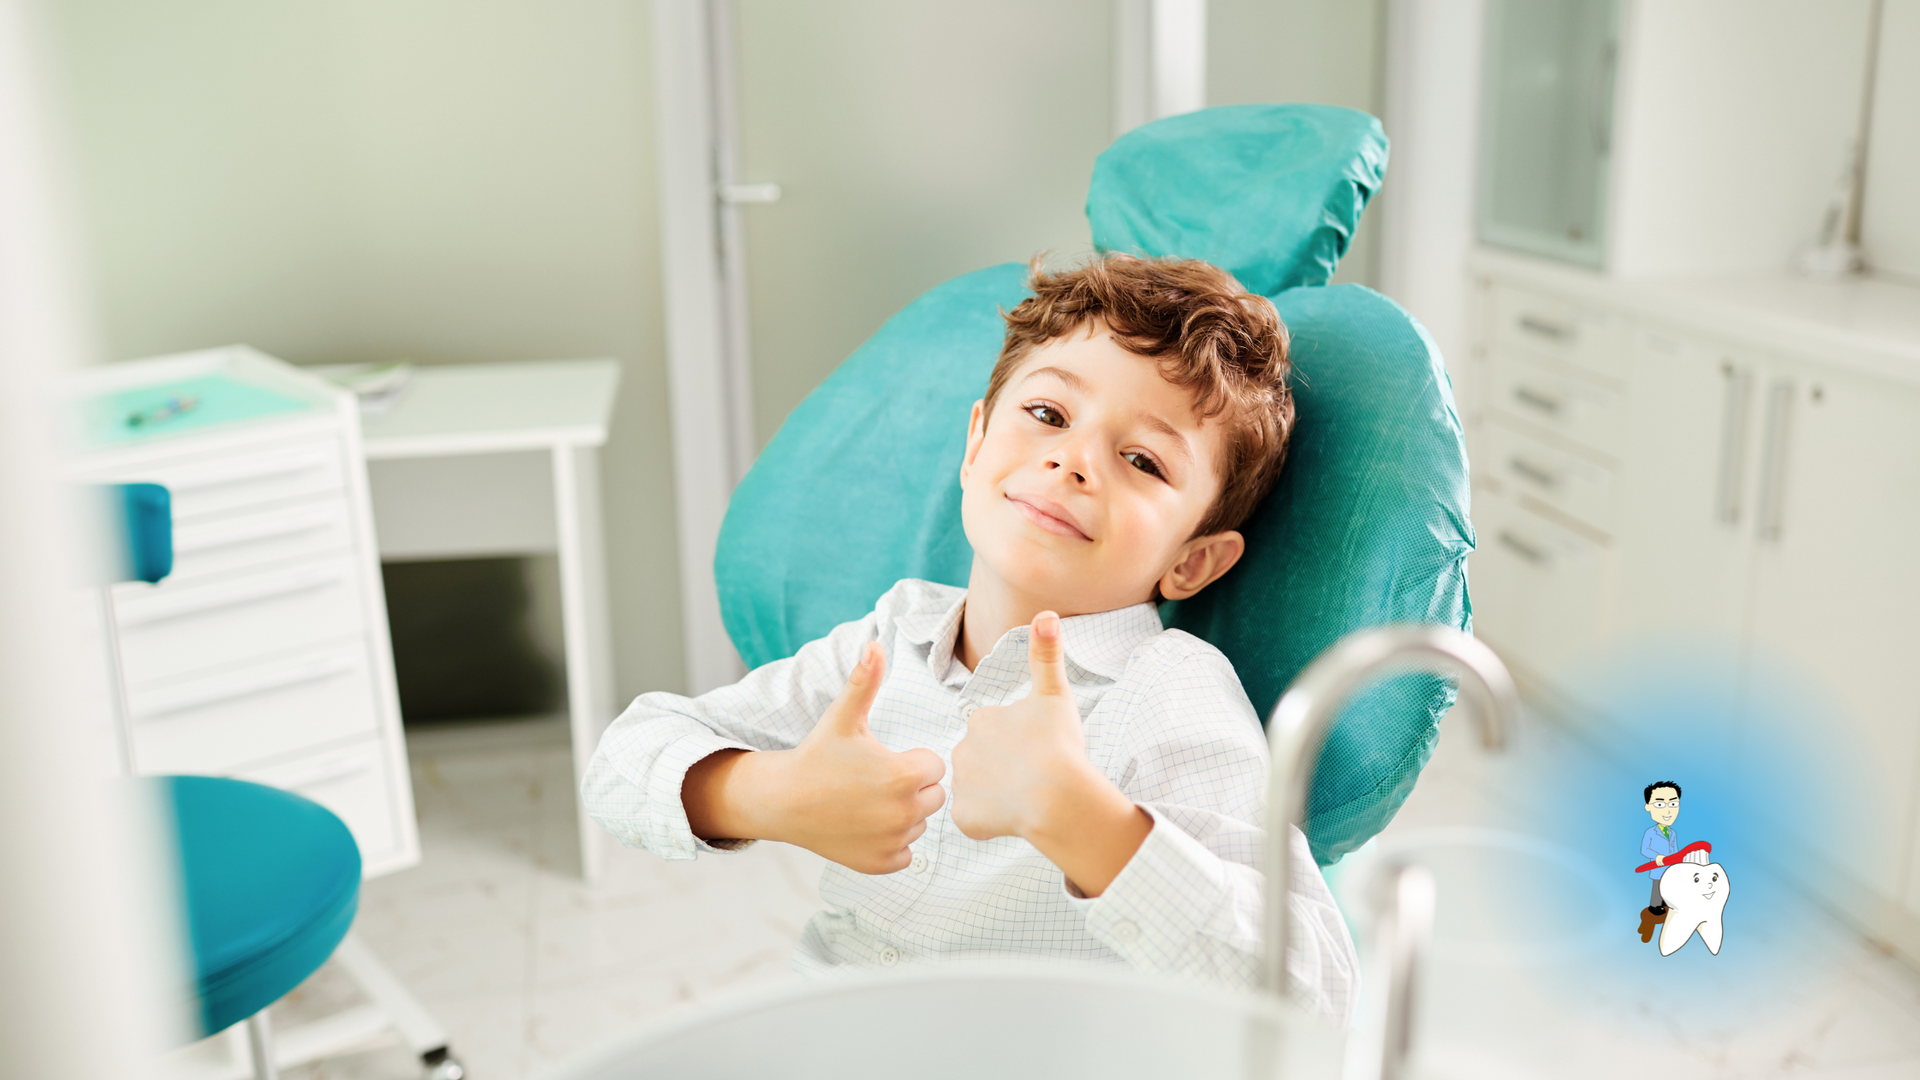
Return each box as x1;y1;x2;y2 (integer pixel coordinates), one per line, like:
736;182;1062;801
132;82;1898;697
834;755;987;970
542;966;1347;1080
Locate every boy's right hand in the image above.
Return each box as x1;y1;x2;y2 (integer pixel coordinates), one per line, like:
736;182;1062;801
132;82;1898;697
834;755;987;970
685;642;948;875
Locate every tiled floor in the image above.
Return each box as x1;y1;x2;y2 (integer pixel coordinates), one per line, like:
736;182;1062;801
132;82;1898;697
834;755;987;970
164;708;1920;1080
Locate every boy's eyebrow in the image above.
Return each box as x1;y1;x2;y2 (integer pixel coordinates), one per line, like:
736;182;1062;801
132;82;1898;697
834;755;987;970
1136;413;1194;463
1021;365;1089;393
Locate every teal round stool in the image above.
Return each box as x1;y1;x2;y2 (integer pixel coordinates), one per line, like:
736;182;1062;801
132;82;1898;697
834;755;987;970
161;776;361;1078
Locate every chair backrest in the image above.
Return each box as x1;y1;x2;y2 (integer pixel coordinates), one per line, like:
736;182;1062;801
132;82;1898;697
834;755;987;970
715;105;1473;864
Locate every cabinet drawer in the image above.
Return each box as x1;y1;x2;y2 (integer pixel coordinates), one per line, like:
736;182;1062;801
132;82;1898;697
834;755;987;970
238;740;400;870
112;557;367;686
169;497;356;581
129;645;380;774
1478;420;1617;533
1468;489;1613;683
1486;355;1624;458
1490;284;1624;379
113;437;347;522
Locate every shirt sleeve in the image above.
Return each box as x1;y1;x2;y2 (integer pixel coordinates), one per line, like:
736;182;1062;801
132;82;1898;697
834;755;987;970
1064;642;1359;1027
579;591;893;860
1642;828;1660;861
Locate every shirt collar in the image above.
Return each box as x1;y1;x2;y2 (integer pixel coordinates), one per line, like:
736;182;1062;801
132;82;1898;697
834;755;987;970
896;589;1163;682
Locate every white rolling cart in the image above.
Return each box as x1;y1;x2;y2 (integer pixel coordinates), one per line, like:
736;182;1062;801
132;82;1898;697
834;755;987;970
68;346;472;1078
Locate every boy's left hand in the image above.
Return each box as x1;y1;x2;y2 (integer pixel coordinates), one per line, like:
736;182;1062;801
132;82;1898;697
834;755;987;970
950;610;1102;842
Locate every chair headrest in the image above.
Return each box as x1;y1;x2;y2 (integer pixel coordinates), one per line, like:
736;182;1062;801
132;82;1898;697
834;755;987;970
1086;104;1388;295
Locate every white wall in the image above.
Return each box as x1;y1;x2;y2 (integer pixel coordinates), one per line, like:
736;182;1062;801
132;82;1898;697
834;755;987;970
1864;0;1920;282
1608;0;1877;277
46;0;688;701
1377;0;1483;387
1209;0;1385;287
731;0;1113;449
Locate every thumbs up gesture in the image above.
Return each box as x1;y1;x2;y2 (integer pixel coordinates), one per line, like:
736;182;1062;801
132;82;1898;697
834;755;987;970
950;611;1093;843
739;641;949;875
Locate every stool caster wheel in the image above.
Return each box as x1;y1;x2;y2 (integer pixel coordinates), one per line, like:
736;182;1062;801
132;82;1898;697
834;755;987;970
422;1046;466;1080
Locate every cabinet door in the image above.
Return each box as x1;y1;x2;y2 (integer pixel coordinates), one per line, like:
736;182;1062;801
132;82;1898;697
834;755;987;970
1740;363;1920;907
1612;327;1758;697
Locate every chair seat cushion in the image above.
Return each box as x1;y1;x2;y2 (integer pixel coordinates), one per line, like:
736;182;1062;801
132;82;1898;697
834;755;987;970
158;776;361;1036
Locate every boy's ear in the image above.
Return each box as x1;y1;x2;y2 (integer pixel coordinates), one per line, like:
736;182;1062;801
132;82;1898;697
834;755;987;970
960;400;986;483
1158;530;1245;601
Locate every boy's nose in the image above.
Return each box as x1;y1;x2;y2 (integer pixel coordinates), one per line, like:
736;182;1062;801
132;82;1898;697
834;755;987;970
1045;458;1088;483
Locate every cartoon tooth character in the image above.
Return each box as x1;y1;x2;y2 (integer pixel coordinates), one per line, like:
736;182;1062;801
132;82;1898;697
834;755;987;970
1658;859;1729;956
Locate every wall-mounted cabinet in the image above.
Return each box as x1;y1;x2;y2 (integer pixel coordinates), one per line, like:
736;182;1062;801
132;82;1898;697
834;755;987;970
1477;0;1618;267
1465;247;1920;962
1478;0;1880;276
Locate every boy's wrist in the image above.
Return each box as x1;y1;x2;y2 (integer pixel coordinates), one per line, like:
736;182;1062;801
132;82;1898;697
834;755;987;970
1021;758;1151;897
685;747;794;843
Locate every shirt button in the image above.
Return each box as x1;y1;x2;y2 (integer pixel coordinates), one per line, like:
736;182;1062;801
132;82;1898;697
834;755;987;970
958;700;978;720
1111;919;1140;943
909;852;929;875
878;945;901;966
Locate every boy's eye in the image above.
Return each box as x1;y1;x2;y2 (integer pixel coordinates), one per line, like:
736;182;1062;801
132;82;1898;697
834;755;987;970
1123;450;1164;479
1025;403;1066;427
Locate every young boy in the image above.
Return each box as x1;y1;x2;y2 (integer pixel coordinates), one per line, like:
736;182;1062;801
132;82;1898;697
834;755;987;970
582;254;1358;1023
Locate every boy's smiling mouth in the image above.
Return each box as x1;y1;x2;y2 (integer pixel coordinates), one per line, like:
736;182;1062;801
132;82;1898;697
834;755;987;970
1006;493;1091;541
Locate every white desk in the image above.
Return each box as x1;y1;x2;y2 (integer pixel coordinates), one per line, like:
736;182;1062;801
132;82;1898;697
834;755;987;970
341;359;621;881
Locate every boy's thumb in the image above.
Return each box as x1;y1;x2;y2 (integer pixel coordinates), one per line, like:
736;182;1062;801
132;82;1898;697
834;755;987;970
1028;611;1068;697
825;641;884;736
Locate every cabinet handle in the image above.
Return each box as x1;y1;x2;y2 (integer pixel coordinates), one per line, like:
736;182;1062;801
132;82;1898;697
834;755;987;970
1714;365;1754;525
1755;379;1795;543
166;449;331;493
1590;39;1617;155
1518;315;1574;342
132;654;354;719
1497;531;1550;566
116;564;344;627
173;505;341;555
1508;457;1561;490
1512;386;1564;416
256;754;373;791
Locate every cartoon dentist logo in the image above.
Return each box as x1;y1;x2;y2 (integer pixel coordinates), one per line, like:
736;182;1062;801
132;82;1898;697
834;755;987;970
1635;780;1729;956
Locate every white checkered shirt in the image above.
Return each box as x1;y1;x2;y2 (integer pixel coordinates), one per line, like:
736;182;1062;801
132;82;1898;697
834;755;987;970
582;579;1358;1023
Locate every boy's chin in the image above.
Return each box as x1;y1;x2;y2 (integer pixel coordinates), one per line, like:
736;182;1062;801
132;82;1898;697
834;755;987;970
974;555;1156;613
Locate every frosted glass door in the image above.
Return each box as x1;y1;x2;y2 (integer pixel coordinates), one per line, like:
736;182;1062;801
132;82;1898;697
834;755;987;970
1478;0;1618;267
730;1;1112;446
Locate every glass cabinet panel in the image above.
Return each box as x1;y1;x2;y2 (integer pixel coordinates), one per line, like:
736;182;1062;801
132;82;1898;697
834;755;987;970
1478;0;1618;267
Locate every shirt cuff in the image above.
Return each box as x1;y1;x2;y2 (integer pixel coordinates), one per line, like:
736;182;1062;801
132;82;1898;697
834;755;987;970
1063;804;1226;963
648;731;759;858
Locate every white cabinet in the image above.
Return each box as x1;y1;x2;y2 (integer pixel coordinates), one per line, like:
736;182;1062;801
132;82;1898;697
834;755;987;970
1739;363;1920;903
1466;250;1920;960
68;347;419;878
1608;326;1757;698
1466;279;1624;699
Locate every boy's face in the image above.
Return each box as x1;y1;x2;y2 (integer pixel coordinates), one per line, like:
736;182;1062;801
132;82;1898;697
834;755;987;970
959;323;1245;614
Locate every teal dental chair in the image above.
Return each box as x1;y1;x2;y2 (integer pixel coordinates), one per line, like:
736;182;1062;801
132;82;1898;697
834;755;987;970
716;103;1474;866
99;484;464;1080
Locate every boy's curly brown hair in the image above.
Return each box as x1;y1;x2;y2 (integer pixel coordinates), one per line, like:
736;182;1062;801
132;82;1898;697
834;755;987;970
984;253;1294;538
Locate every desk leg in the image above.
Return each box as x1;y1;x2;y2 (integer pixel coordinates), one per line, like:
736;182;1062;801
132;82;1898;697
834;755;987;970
552;445;616;882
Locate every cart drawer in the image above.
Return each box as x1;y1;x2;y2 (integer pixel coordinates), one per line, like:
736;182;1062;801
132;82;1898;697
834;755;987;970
128;645;380;774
